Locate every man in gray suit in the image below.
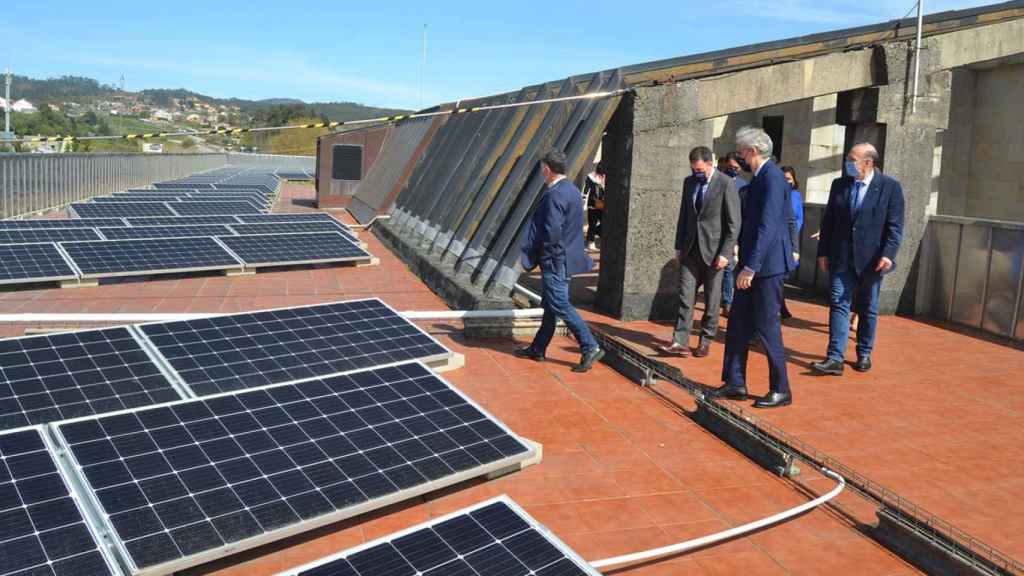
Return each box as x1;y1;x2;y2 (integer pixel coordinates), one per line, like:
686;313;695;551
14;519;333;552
660;146;741;358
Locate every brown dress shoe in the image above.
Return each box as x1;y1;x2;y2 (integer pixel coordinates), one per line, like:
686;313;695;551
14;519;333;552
658;342;689;357
693;339;711;357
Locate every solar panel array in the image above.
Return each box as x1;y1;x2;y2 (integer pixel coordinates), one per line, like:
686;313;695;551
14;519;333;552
56;361;530;574
0;244;78;285
0;167;373;287
62;237;243;278
0;328;180;430
281;496;599;576
218;233;369;268
0;299;533;576
0;427;119;576
138;299;449;397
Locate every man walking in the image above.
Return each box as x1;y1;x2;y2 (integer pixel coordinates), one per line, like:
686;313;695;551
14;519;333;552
811;143;904;375
711;127;795;409
717;151;747;317
515;150;605;372
659;146;741;357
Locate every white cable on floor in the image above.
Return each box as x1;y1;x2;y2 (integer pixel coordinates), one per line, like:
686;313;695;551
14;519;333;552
588;468;846;570
0;308;545;325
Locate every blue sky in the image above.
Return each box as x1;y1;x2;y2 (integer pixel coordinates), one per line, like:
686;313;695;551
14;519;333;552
3;0;995;110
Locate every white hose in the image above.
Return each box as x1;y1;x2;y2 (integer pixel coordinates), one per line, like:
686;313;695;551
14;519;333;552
589;468;845;570
0;308;544;324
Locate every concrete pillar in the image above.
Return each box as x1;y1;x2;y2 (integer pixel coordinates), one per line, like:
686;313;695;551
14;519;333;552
600;82;714;321
837;42;952;315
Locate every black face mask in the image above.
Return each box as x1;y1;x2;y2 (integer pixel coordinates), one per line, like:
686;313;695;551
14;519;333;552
693;170;708;184
722;167;738;178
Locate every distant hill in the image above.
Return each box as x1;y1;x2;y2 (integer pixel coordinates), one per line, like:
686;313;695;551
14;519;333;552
8;74;410;123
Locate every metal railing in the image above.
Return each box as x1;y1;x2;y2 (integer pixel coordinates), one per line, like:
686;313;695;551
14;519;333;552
793;205;1023;342
226;153;314;170
0;152;316;219
916;215;1024;341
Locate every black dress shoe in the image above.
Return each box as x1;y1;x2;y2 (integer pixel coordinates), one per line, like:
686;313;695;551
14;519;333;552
852;356;872;372
707;385;748;401
693;339;711;358
571;347;605;373
753;391;792;409
513;347;545;362
810;359;844;375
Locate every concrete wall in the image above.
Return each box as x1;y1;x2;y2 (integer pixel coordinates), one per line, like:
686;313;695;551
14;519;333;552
938;59;1024;222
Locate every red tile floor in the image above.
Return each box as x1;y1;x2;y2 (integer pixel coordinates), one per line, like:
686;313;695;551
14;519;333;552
3;182;1008;573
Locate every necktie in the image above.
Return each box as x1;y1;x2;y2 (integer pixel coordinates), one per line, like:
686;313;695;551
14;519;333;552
695;182;705;213
851;181;865;217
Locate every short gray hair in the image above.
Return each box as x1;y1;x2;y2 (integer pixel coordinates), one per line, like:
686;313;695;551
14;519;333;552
852;142;880;166
735;126;773;159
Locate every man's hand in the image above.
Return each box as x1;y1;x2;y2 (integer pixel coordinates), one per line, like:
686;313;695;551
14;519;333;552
875;256;893;273
715;255;729;270
793;252;801;263
736;268;754;290
818;256;828;273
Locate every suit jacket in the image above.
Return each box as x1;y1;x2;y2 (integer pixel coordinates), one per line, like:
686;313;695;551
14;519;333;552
737;160;795;278
521;178;593;276
817;171;905;276
674;169;741;266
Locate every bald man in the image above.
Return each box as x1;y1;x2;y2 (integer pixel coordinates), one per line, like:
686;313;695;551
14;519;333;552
811;143;905;375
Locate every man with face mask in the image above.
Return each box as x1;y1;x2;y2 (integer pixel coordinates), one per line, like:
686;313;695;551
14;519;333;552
711;127;795;408
659;146;741;358
717;151;747;316
811;143;905;375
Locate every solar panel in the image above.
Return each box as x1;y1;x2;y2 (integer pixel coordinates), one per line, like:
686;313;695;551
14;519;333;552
0;243;78;285
93;196;191;203
217;233;369;268
125;216;241;226
0;327;181;430
0;219;126;229
98;225;235;240
280;496;599;576
54;361;534;575
61;237;242;279
137;298;452;397
155;182;214;189
169;202;263;216
71;203;176;218
0;426;120;576
236;213;339;224
0;228;102;244
229;222;355;240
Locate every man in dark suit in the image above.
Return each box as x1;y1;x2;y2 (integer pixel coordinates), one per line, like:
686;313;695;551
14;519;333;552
811;143;904;375
717;151;747;316
711;127;795;409
659;146;741;358
515;150;604;372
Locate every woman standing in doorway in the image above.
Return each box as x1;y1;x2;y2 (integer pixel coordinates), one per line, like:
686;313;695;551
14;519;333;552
583;163;606;251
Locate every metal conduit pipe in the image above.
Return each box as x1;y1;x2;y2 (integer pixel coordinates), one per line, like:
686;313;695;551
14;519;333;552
589;468;846;570
0;308;546;325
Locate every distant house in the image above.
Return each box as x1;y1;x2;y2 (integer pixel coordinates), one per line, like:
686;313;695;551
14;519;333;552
185;113;202;123
151;109;174;122
0;97;37;113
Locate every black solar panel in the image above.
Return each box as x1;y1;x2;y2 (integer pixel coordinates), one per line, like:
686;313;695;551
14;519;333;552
98;225;235;240
0;427;118;576
155;182;214;189
94;196;190;203
138;298;450;397
229;222;355;240
284;497;598;576
61;237;241;278
56;362;532;574
125;216;241;226
217;233;368;267
0;219;126;229
0;228;101;244
169;202;263;216
0;243;77;285
236;213;338;224
0;327;181;430
71;203;175;218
